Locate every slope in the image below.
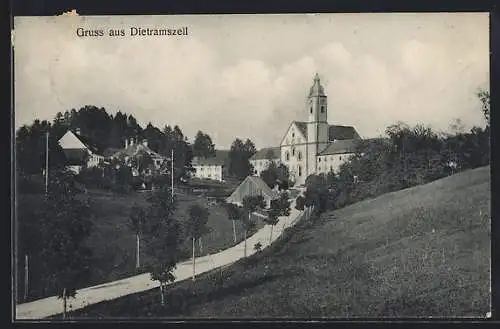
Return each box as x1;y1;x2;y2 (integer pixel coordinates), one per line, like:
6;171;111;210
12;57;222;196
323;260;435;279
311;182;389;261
69;166;491;318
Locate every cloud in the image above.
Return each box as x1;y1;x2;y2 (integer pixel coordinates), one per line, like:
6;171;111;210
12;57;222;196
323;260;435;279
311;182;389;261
14;14;489;149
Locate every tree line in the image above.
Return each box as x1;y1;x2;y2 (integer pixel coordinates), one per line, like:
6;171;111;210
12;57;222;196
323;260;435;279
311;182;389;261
18;163;292;316
16;105;259;193
297;89;490;218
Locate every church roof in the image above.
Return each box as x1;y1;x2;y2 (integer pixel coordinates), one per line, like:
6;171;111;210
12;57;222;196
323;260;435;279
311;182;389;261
250;147;281;160
329;125;361;141
318;139;360;156
294;121;308;139
308;73;326;97
290;122;360;141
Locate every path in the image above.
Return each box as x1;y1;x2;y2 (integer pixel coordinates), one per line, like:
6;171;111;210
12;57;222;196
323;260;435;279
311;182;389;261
15;204;304;320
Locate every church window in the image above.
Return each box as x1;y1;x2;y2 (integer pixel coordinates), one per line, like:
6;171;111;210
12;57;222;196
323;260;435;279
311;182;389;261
318;157;321;162
321;106;325;113
298;152;302;160
292;132;295;138
339;156;342;160
298;165;302;177
310;107;313;114
292;148;295;156
286;152;290;161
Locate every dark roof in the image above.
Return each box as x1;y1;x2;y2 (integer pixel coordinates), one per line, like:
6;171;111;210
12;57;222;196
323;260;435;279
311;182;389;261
111;143;164;159
250;147;280;160
226;176;279;204
294;121;308;139
102;147;121;158
63;148;88;165
318;139;360;156
192;150;229;166
71;130;105;155
328;125;361;141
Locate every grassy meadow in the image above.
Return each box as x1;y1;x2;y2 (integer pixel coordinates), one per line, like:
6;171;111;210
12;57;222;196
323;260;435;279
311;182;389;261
16;187;264;302
66;166;490;318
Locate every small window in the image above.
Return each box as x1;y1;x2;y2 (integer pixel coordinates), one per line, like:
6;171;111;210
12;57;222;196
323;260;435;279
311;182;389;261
298;152;302;160
339;156;342;161
321;106;325;113
292;148;295;156
292;132;295;138
310;107;313;114
298;166;302;177
318;157;322;163
286;152;290;161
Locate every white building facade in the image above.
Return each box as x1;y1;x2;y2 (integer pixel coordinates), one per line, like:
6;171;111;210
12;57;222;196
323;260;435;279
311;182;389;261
191;150;229;182
251;73;362;186
58;129;104;174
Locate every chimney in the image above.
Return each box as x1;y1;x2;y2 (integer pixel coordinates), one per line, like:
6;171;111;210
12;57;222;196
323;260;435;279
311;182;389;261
125;139;129;149
142;139;148;147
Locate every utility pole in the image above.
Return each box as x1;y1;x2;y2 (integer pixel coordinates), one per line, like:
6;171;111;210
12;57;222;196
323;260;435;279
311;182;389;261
45;130;49;195
24;254;29;301
171;149;174;201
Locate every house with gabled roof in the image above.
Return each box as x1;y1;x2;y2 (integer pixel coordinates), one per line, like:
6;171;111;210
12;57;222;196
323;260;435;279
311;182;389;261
191;150;230;182
106;138;168;176
249;73;363;186
58;128;105;174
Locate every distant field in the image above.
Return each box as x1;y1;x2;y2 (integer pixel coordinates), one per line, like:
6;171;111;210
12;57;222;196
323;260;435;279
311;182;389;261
16;187;264;302
68;166;491;318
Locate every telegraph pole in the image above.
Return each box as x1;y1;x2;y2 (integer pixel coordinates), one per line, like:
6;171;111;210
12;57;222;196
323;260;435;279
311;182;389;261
171;149;174;201
45;130;49;195
24;254;29;301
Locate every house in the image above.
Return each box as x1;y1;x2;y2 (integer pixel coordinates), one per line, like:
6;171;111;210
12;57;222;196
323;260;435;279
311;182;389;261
191;150;229;182
249;147;281;177
250;73;363;186
107;138;168;176
226;176;280;208
58;129;105;174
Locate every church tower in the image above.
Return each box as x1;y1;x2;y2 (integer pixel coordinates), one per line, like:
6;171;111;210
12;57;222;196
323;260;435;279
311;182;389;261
306;73;329;177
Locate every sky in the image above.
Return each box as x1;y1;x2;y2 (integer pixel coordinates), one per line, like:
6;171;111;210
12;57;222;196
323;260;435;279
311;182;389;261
13;13;489;149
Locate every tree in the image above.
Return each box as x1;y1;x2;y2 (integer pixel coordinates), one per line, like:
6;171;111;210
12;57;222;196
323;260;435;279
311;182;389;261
265;192;291;243
260;161;279;189
276;164;294;190
265;204;280;244
185;205;210;281
193;131;216;158
36;168;93;318
228;138;256;180
160;125;195;183
295;195;306;211
476;88;490;127
224;202;241;243
128;204;147;269
142;186;183;306
242;195;266;257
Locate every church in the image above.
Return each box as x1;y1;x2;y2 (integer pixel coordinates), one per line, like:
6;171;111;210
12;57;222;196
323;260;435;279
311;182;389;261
250;73;362;186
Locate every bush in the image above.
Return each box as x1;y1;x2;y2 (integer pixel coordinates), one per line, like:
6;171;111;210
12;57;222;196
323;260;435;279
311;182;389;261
295;196;305;210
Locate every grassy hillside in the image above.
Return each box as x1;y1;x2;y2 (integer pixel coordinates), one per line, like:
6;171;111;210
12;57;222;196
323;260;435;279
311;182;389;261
68;166;490;318
16;189;264;302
